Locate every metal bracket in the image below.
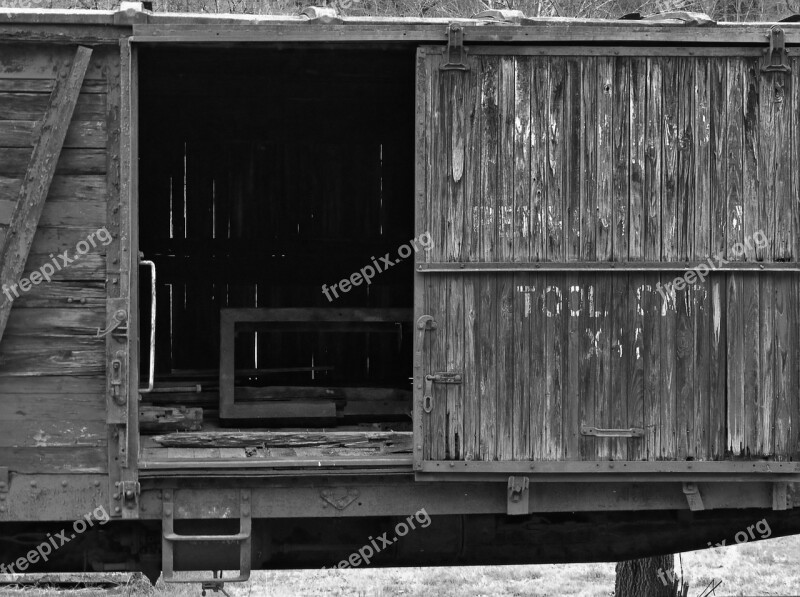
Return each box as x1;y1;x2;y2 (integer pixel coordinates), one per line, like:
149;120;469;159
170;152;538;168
0;467;8;493
441;23;469;71
682;482;705;511
773;482;789;511
320;488;360;511
762;27;792;74
580;426;644;438
507;476;530;515
121;480;140;510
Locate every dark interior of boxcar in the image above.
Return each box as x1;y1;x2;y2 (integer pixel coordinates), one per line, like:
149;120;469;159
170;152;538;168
137;46;416;441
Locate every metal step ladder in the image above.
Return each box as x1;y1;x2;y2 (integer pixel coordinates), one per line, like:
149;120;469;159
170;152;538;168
161;489;252;594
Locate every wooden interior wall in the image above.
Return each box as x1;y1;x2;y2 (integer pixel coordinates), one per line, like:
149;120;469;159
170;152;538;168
138;48;416;391
0;45;116;474
421;50;800;463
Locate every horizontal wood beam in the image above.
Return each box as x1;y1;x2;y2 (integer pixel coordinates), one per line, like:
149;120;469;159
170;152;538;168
416;261;800;273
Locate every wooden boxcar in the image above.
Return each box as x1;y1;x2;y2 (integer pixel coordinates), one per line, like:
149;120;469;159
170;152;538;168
0;3;799;585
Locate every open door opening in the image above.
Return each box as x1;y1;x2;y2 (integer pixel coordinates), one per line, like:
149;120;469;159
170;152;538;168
136;45;416;470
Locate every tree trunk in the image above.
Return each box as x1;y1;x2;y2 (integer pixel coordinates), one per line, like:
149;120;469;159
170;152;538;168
614;554;682;597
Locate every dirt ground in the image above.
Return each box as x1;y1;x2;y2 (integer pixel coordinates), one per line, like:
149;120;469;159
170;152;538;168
1;533;798;597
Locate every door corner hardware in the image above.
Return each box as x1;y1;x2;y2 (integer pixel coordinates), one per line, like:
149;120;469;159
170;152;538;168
507;476;530;515
441;23;469;71
762;26;791;74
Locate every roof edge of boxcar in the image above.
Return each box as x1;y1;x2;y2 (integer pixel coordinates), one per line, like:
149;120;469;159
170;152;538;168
2;5;800;45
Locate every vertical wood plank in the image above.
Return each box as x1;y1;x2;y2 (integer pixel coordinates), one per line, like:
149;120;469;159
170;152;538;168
742;57;761;457
547;58;565;262
513;57;532;263
513;272;532;460
693;280;711;460
580;58;598;458
530;58;548;262
628;274;645;460
612;58;630;263
565;58;582;262
497;275;515;460
726;58;745;458
462;55;481;263
660;57;678;460
694;59;711;260
644;58;662;262
643;280;662;459
579;278;597;459
662;56;679;262
581;57;597;261
544;273;563;460
710;60;727;260
774;274;792;459
677;58;696;262
596;57;613;262
629;58;646;261
675;283;694;459
530;278;547;460
610;273;628;460
564;276;581;460
498;58;515;263
594;273;612;460
463;275;479;461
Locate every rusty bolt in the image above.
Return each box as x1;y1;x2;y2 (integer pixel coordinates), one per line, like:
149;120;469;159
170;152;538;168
114;507;121;514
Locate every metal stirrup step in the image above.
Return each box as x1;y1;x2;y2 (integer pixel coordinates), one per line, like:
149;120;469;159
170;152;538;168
161;489;252;592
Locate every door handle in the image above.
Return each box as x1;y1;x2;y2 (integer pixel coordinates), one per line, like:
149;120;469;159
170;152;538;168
139;258;156;394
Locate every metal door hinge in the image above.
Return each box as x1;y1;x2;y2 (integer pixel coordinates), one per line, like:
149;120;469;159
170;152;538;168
507;476;530;515
441;23;469;71
762;27;791;74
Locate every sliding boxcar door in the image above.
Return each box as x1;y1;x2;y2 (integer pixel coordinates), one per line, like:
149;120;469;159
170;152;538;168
413;45;800;473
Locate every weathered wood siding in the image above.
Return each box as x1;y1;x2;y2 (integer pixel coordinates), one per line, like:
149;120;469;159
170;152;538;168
419;48;800;462
0;45;119;474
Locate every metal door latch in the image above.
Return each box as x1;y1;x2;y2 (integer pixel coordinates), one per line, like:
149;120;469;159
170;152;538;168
423;372;462;413
762;26;791;74
97;309;127;338
110;350;126;405
507;476;530;515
